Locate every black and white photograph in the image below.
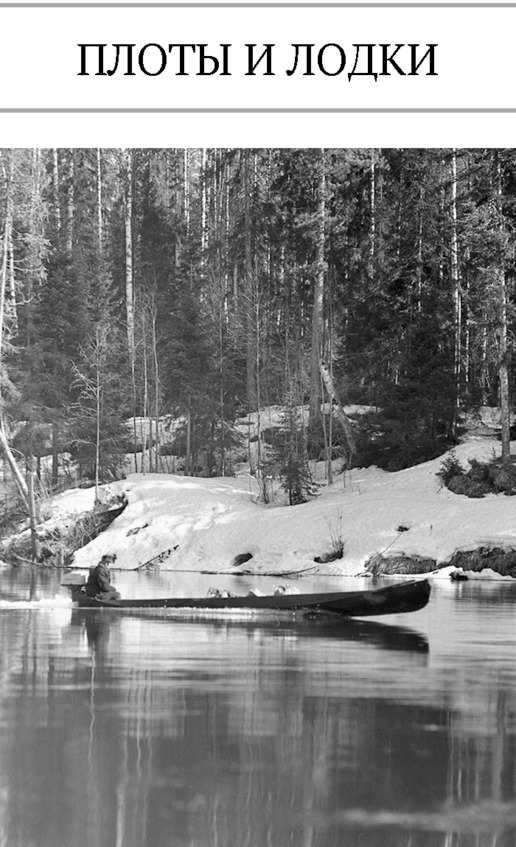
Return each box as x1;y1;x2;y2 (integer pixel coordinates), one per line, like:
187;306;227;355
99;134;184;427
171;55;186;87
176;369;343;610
0;147;515;846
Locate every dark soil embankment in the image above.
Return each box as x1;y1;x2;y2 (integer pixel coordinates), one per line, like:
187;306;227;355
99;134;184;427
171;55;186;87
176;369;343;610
366;547;516;578
3;495;128;567
366;555;437;576
448;547;516;578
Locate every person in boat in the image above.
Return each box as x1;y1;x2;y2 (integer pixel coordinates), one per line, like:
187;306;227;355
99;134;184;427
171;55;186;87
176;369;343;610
85;554;121;601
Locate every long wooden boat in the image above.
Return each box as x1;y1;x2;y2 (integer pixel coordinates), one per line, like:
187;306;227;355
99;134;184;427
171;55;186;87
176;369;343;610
65;577;431;617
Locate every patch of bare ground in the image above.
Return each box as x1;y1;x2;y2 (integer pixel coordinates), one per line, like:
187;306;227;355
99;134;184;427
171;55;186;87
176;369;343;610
366;548;516;578
366;554;437;576
448;547;516;578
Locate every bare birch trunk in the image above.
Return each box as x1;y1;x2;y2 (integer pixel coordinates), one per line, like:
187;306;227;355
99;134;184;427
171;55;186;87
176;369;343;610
185;401;191;476
450;149;461;430
201;148;207;258
0;423;30;510
27;457;39;561
151;304;161;471
95;337;101;501
52;423;59;490
50;151;62;486
319;361;355;465
52;148;61;234
244;150;257;411
66;152;74;254
97;148;103;255
370;149;375;261
0;151;13;376
183;148;190;236
416;189;424;311
27;149;40;346
124;149;138;472
499;276;510;464
495;154;511;464
141;308;149;472
309;149;326;430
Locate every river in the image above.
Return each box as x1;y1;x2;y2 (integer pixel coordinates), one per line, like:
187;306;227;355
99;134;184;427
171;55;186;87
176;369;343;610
0;569;515;847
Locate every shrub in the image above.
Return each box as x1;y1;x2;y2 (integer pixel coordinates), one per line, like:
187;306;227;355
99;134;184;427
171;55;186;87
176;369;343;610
491;463;516;495
467;459;491;484
447;475;491;498
159;443;179;456
436;453;465;487
438;454;516;498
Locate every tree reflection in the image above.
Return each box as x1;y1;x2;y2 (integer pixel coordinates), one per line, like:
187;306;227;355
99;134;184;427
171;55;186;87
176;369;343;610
0;607;514;847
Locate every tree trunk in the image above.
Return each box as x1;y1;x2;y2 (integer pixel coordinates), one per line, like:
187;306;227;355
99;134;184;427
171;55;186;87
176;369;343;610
27;456;39;561
450;149;461;430
499;286;510;464
141;307;149;472
151;301;161;471
0;421;30;511
66;151;74;254
97;147;103;255
183;148;190;236
309;149;326;431
185;401;191;475
244;149;257;411
201;147;207;258
495;153;511;465
51;423;59;489
124;149;138;472
319;360;355;465
370;148;375;261
416;188;424;310
0;150;14;376
95;335;101;502
52;148;61;234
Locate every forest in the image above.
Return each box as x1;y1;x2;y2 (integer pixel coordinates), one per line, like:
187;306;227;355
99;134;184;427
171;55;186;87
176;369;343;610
0;147;515;519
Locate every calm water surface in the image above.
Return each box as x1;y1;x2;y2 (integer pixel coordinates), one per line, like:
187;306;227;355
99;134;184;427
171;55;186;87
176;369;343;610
0;569;515;847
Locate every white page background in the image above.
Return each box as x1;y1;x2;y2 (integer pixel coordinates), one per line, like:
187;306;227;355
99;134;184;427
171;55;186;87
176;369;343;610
1;4;515;147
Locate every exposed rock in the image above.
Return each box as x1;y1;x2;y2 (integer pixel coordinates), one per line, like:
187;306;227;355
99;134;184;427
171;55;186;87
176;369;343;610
450;571;468;581
231;552;253;567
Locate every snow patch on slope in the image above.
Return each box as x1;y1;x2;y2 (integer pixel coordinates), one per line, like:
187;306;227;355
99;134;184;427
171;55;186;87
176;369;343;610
60;436;516;578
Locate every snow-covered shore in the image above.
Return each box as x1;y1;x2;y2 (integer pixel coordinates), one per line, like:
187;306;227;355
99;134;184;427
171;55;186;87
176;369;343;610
60;435;516;580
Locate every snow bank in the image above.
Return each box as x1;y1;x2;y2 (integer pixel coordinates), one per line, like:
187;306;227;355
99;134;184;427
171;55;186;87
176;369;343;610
60;436;516;578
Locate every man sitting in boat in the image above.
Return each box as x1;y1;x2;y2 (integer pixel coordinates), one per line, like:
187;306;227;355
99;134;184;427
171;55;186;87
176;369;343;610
85;554;121;601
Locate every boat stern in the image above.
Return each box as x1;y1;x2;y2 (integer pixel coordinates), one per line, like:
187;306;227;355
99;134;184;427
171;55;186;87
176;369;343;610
61;571;88;603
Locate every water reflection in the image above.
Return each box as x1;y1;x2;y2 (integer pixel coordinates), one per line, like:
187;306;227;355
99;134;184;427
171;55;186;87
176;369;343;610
74;607;430;654
0;579;515;847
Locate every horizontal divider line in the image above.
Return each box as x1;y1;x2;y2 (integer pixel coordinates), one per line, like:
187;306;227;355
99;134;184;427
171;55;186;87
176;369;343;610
1;2;516;6
1;107;516;113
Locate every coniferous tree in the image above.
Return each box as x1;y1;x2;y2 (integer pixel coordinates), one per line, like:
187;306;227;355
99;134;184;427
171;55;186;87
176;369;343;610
265;389;317;505
71;319;127;493
1;146;516;507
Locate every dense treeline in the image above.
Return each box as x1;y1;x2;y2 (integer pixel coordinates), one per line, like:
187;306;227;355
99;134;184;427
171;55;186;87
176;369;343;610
0;148;515;504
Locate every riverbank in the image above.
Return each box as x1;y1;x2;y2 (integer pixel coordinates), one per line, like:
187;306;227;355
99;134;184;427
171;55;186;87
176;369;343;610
7;434;508;580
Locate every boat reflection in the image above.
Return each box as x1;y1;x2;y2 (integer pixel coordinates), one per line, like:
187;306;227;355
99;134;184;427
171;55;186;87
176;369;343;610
71;607;429;655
